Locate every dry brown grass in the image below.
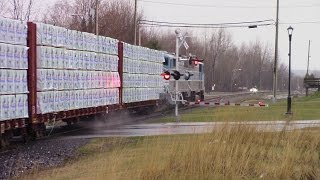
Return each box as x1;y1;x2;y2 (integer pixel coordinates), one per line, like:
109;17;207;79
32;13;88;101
21;126;320;180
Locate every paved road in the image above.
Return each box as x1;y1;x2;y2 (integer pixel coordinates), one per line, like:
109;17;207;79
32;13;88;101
61;120;320;139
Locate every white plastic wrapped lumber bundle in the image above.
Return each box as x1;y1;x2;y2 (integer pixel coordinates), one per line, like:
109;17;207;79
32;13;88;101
0;94;28;121
0;95;11;120
0;17;27;46
106;88;119;105
36;22;121;115
0;43;28;69
122;44;165;103
37;23;68;48
38;72;120;114
0;18;29;121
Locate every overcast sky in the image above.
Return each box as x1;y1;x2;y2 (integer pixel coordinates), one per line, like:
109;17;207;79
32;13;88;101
38;0;320;71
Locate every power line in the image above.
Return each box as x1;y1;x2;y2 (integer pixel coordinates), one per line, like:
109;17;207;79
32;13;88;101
140;23;274;29
139;0;320;9
140;19;275;26
280;21;320;25
140;19;320;26
139;19;275;29
140;19;320;29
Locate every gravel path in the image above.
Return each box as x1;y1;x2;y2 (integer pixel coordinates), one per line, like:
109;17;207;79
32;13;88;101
0;138;89;180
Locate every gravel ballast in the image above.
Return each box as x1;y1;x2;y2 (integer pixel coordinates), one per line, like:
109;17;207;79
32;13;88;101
0;138;89;180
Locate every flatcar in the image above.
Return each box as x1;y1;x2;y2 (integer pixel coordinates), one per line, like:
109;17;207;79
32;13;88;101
0;17;205;148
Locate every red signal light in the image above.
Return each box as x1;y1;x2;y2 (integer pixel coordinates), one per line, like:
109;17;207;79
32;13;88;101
189;56;201;66
164;74;170;80
161;71;171;80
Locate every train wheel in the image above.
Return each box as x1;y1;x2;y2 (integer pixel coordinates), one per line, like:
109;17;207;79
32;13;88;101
72;117;80;124
147;105;156;114
66;120;72;127
190;91;196;102
0;133;10;149
195;95;201;102
22;128;30;143
40;123;47;137
27;127;37;141
0;136;5;148
27;124;46;140
23;134;32;143
200;90;205;101
137;107;151;115
34;124;46;138
94;114;104;121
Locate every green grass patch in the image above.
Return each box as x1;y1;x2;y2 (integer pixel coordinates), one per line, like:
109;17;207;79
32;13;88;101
158;93;320;122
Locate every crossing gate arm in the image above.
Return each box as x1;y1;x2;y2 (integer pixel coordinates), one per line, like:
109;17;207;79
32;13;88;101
185;102;269;107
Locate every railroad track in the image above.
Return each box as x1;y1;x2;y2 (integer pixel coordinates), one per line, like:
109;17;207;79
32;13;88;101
2;90;287;152
46;91;274;137
4;90;297;151
3;91;275;148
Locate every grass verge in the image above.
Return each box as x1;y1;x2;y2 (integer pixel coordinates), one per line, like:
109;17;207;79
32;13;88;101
158;92;320;122
21;126;320;179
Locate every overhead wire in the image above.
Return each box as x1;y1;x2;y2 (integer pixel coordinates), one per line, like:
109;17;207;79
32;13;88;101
139;19;275;29
140;19;275;26
140;23;275;29
280;21;320;25
139;19;320;29
139;0;320;9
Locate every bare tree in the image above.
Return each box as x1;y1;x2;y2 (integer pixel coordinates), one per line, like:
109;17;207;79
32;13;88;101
154;29;176;52
0;0;34;21
0;1;9;17
278;64;288;91
43;0;141;44
147;28;295;92
43;1;74;28
204;29;232;91
99;0;136;42
216;46;240;91
9;0;34;21
42;0;301;93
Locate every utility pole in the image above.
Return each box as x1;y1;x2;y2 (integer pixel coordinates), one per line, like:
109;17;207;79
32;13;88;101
95;0;99;35
139;26;142;46
307;40;311;76
273;0;279;103
175;29;180;122
134;0;137;45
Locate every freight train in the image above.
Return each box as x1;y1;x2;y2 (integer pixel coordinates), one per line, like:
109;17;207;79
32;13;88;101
0;17;204;147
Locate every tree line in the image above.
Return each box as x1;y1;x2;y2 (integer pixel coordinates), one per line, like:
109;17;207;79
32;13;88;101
0;0;305;92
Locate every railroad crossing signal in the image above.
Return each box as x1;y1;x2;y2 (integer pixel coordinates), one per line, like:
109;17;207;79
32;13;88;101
184;72;193;80
161;71;171;80
185;101;268;107
183;41;189;50
171;70;181;80
189;56;204;66
161;71;193;81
